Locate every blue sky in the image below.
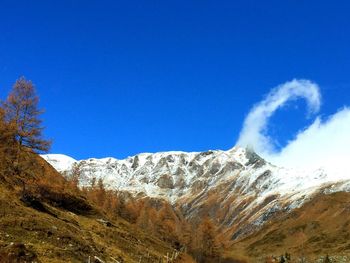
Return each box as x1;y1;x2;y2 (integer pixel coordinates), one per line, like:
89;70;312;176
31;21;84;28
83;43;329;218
0;1;349;159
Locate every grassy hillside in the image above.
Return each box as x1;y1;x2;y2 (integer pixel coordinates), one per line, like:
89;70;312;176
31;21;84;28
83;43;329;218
227;191;350;262
0;155;189;263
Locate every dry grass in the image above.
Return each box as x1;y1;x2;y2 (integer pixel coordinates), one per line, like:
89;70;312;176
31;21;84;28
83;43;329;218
226;192;350;262
0;156;179;262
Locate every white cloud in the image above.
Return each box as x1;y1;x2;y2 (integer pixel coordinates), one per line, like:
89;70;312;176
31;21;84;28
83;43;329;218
269;107;350;173
236;79;321;155
237;79;350;176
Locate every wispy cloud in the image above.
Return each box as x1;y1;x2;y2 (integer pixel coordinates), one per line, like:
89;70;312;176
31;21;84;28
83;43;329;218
237;79;350;175
237;79;321;154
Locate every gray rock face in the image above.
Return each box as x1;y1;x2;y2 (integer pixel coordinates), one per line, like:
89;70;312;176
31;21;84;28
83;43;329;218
245;149;266;168
131;156;139;169
157;174;174;189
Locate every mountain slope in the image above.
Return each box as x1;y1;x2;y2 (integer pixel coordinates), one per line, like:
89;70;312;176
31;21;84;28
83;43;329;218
42;147;350;238
42;147;350;261
0;154;187;263
227;191;350;262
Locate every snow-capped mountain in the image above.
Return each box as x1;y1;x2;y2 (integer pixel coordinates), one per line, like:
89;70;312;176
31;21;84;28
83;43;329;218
41;147;350;239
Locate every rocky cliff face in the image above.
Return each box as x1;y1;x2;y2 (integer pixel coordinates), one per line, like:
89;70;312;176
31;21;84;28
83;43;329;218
42;147;350;240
